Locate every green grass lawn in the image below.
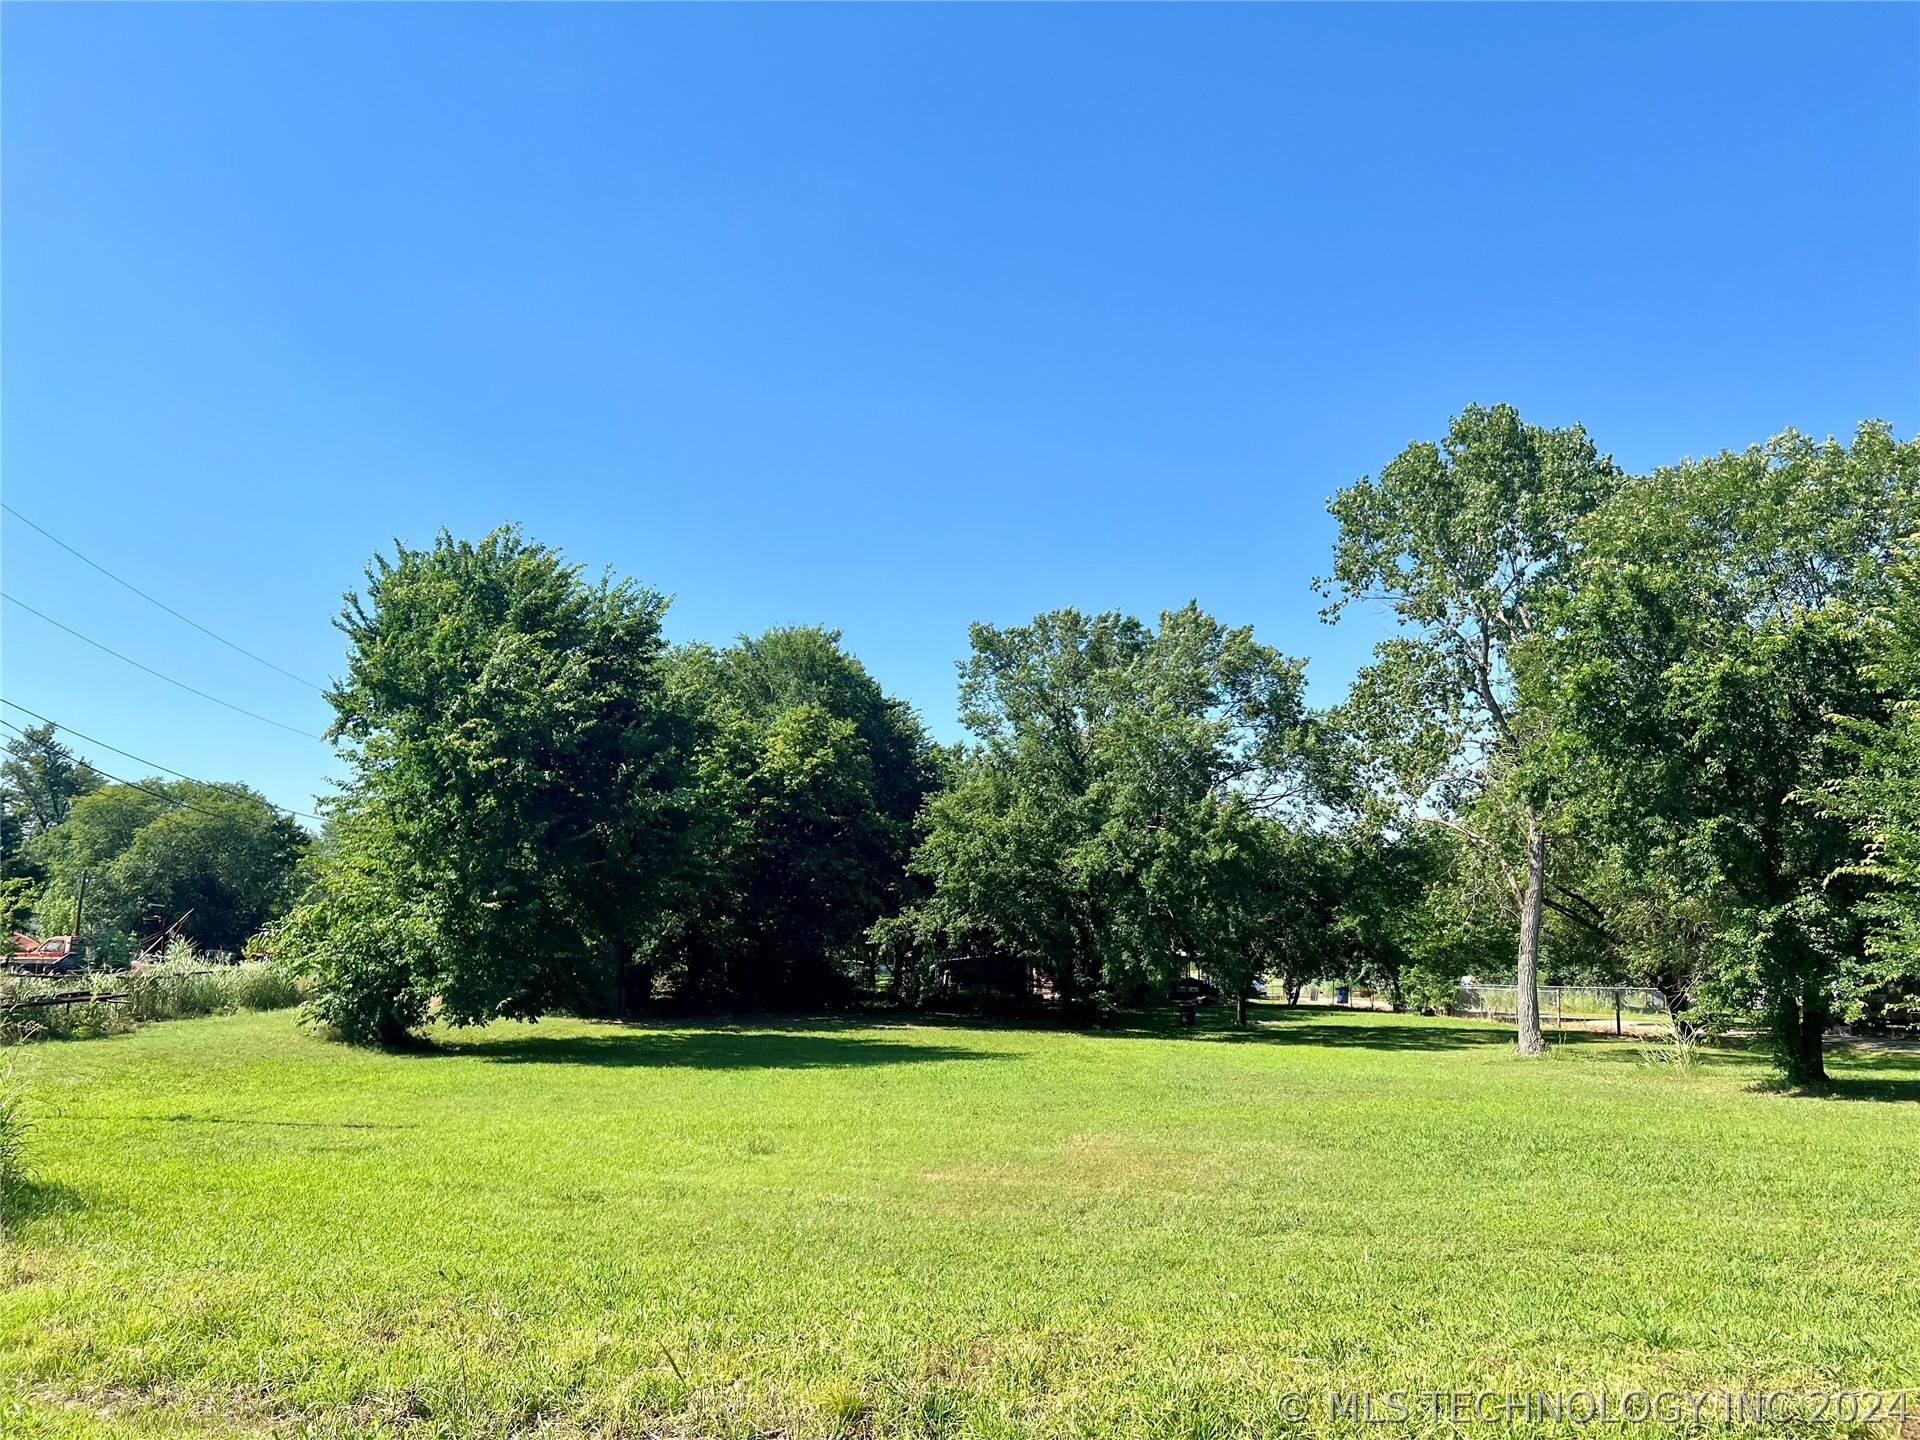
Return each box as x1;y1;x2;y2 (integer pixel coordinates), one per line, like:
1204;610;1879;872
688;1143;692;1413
3;1006;1917;1439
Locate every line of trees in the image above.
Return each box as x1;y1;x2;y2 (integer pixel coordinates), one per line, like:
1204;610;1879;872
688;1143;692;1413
283;533;948;1042
257;409;1919;1082
1;722;308;958
1321;409;1917;1081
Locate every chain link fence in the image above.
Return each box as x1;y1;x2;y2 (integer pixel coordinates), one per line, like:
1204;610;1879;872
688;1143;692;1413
1460;982;1671;1034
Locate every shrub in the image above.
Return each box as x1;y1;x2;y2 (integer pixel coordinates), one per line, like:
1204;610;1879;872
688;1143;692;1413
279;860;433;1046
1400;966;1463;1016
294;942;425;1046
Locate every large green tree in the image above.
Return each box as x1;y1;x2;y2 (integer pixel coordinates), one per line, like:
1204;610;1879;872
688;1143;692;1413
644;627;943;1009
1320;403;1621;1054
30;780;307;953
1818;542;1920;983
291;528;694;1042
1;722;103;840
887;603;1315;1019
1551;422;1918;1081
2;723;103;930
1163;806;1345;1026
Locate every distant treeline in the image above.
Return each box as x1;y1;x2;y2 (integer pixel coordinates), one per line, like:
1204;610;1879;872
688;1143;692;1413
1;729;306;962
44;405;1915;1085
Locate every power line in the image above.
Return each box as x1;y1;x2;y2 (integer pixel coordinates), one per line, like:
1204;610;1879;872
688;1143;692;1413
1;592;324;740
0;716;254;823
0;699;323;824
1;502;329;693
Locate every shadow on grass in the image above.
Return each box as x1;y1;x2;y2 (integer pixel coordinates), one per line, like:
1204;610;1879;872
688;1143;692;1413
1820;1074;1920;1103
1089;1004;1521;1052
1256;1017;1520;1052
439;1025;1009;1071
878;1002;1540;1053
1811;1047;1920;1103
1;1176;90;1231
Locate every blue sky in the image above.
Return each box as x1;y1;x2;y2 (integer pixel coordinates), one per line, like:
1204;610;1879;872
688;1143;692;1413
3;3;1916;822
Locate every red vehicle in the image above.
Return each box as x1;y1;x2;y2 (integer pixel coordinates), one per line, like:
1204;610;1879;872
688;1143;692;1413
8;934;84;975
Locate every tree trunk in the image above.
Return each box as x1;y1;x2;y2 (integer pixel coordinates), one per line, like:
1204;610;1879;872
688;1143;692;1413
602;939;626;1020
378;1016;414;1049
1784;990;1830;1085
1236;992;1248;1029
1514;810;1547;1056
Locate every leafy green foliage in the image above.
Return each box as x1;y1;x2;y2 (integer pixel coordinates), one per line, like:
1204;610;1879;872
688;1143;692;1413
1320;403;1623;1053
28;780;306;953
282;802;435;1046
1;722;102;840
1320;403;1618;815
1818;543;1920;984
291;543;940;1039
244;415;1920;1080
887;603;1315;1017
646;627;942;1008
290;527;695;1041
1549;422;1920;1079
0;722;103;927
1317;827;1456;1007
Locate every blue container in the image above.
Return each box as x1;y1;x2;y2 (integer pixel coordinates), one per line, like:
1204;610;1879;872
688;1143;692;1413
1334;985;1351;1005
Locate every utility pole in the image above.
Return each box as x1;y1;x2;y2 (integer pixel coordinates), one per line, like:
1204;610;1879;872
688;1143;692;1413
74;870;90;949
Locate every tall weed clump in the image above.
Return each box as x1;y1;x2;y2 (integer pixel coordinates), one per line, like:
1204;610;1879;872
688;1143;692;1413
0;970;134;1042
1639;1016;1706;1073
125;949;303;1022
0;941;303;1042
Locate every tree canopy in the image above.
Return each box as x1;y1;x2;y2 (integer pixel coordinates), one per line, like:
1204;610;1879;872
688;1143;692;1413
879;603;1318;1022
291;527;695;1041
249;413;1920;1083
2;722;103;841
28;779;306;954
1546;423;1918;1080
1818;541;1920;982
642;625;943;1009
1320;402;1622;1053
